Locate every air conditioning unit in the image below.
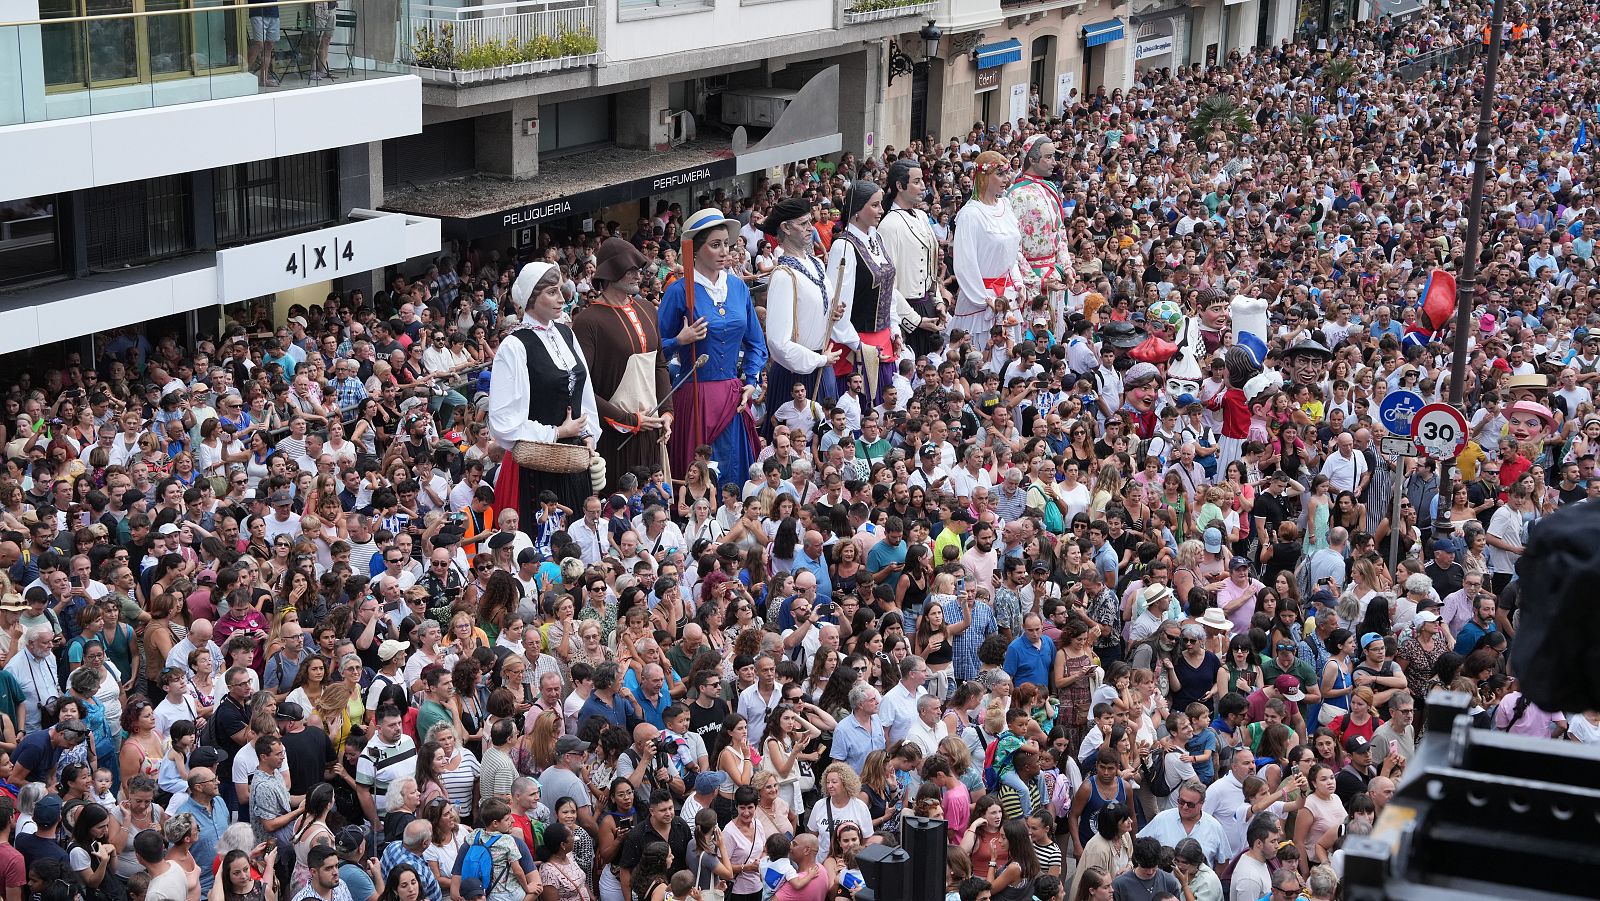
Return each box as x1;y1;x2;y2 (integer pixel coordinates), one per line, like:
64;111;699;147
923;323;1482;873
721;88;799;129
670;110;696;147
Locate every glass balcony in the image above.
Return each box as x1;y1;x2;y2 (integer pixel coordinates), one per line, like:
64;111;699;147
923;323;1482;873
0;0;411;126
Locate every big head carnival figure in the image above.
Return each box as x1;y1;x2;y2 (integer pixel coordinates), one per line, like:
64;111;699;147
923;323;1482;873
1205;292;1277;473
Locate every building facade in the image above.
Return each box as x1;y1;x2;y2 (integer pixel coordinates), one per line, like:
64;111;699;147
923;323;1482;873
0;0;437;356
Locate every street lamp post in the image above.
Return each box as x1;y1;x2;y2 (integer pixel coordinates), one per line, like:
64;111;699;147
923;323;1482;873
1448;0;1509;410
1440;0;1510;518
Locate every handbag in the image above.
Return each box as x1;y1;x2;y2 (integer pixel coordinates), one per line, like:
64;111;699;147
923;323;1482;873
693;836;725;901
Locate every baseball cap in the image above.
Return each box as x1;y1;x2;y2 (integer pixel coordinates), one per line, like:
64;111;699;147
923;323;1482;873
34;796;63;827
268;490;293;506
555;735;590;755
1413;610;1442;627
1203;527;1223;554
1433;537;1460;555
1361;632;1385;650
517;547;544;567
1228;556;1251;570
919;442;939;456
378;639;410;661
334;825;367;855
190;746;228;769
694;772;726;794
1344;735;1372;755
157;523;181;536
1273;675;1305;702
275;702;305;720
459;880;486;901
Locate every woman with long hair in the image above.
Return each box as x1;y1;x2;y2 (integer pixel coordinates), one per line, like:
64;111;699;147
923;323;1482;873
758;704;820;817
548;796;595;882
859;749;905;837
284;654;329;718
685;807;732;895
709;713;754;823
913;573;967;700
424;799;469;897
211;847;276;901
1070;865;1114;901
949;151;1022;353
630;842;673;901
961;795;1009;883
1294;763;1346;873
989;818;1041;901
377;863;425;901
893;544;933;620
290;783;335;891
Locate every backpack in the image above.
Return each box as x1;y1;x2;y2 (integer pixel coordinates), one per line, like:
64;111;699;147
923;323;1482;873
459;831;504;891
981;737;1002;793
1143;746;1180;798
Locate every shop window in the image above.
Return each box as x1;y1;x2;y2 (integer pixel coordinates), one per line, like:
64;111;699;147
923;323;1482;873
214;150;339;246
0;197;63;286
538;94;614;157
84;175;194;270
41;0;246;91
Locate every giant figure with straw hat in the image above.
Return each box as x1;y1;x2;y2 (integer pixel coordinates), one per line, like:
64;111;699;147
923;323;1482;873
658;208;768;485
760;197;847;409
487;262;605;520
571;237;673;490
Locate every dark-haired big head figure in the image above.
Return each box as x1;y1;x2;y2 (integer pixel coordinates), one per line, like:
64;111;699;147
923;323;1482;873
827;179;920;403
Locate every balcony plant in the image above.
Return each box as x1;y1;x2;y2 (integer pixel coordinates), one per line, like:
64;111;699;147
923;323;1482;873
410;25;599;79
842;0;932;23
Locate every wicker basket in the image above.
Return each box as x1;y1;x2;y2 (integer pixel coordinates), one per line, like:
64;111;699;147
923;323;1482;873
511;440;591;474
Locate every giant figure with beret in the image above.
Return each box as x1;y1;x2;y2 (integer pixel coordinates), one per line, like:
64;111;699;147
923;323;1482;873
658;208;768;485
761;197;847;408
571;237;673;489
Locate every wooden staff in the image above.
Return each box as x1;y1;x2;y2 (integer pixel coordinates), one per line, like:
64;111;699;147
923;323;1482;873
817;256;847;400
682;235;701;461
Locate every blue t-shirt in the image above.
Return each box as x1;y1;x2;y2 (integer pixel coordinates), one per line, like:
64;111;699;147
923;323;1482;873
866;540;908;591
13;727;60;783
1186;727;1220;784
341;862;376;901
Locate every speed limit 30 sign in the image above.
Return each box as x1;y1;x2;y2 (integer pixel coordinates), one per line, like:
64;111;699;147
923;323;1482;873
1411;403;1469;461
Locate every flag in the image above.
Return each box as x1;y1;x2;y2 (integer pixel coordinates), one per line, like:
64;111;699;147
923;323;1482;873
1420;269;1457;333
1577;119;1588;153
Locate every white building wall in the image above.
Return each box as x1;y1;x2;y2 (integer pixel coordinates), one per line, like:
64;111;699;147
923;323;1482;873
606;0;838;63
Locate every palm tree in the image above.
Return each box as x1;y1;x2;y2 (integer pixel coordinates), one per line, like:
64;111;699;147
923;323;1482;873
1320;57;1359;114
1188;94;1254;144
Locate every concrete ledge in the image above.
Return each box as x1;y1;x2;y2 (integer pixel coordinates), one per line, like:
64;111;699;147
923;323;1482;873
615;0;714;21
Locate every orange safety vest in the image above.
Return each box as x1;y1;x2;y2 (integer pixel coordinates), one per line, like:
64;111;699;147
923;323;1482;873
461;503;494;557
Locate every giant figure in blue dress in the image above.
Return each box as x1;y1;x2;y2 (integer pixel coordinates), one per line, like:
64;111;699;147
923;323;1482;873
658;208;768;487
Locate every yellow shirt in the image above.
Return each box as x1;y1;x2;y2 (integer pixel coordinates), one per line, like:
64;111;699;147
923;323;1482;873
1455;441;1485;481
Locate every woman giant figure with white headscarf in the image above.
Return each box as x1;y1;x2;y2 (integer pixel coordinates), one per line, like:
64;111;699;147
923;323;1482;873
488;261;604;517
951;149;1026;354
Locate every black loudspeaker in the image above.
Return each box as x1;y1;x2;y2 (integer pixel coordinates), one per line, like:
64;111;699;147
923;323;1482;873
856;843;912;901
900;815;949;901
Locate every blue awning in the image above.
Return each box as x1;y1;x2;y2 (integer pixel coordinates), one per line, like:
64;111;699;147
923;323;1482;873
1082;19;1125;47
974;39;1022;69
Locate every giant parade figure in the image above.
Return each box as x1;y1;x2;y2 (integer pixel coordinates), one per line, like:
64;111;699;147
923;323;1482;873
761;197;847;407
951;150;1025;353
828;179;924;402
1007;135;1073;333
570;237;673;488
878;159;950;361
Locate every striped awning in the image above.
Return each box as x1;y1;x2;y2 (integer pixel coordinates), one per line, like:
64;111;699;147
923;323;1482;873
1083;19;1125;47
975;38;1023;69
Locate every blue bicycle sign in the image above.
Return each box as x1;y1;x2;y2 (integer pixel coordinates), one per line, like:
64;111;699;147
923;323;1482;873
1377;390;1424;438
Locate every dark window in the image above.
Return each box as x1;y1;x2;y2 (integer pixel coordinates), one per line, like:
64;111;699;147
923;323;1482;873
383;119;476;189
0;196;63;286
214;150;338;246
538;94;614;158
84;175;192;270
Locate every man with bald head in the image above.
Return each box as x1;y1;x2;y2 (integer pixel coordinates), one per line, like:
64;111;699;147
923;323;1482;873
619;720;684;801
1321;430;1370;496
792;529;833;604
667;624;706;678
165;619;222;674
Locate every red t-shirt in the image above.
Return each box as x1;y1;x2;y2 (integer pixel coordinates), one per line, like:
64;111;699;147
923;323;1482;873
0;843;27;896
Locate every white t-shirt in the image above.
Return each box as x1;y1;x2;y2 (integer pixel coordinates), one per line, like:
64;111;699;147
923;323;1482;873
1486;505;1526;574
806;797;873;855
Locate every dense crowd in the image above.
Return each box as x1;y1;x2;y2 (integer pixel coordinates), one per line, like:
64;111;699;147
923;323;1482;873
2;4;1599;901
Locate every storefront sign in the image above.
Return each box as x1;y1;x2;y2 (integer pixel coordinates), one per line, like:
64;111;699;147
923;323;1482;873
1135;35;1175;60
1008;84;1029;125
975;69;1000;92
216;215;408;303
430;156;740;239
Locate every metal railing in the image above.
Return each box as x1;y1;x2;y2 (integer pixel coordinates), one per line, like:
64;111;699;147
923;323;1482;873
406;0;598;82
1395;41;1479;81
0;0;408;126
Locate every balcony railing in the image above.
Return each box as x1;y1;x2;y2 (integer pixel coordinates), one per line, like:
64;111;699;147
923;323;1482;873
406;0;598;85
840;0;936;23
0;0;410;126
